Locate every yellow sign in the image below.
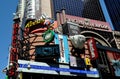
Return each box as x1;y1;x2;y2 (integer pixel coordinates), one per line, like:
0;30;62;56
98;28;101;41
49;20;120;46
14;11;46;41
85;58;91;65
25;19;45;28
19;72;22;79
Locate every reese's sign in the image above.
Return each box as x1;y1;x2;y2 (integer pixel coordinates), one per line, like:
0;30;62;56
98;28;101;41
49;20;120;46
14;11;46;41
25;19;45;32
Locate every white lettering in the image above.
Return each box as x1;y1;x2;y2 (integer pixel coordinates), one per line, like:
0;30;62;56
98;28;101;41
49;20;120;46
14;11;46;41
72;19;109;30
89;40;95;58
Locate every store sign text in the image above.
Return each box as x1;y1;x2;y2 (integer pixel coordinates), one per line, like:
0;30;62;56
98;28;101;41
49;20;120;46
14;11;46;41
87;38;98;60
79;20;109;30
19;64;98;74
25;19;45;28
65;14;111;31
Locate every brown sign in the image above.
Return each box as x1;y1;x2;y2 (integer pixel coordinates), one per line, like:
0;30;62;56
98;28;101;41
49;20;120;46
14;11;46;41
65;14;112;32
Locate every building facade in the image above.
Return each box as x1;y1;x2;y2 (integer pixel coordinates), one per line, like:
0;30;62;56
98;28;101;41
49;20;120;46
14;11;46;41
5;0;120;79
16;0;120;31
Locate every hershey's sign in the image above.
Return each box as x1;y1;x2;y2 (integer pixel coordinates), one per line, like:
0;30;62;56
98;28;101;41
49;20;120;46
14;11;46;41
87;37;98;60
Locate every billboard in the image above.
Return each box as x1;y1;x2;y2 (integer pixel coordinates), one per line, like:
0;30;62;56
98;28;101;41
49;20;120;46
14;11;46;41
17;60;99;76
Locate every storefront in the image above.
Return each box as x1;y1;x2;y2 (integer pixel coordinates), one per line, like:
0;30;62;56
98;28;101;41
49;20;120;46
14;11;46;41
96;44;120;78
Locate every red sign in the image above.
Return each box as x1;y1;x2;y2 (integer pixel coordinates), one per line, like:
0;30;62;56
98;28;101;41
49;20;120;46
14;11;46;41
87;37;98;60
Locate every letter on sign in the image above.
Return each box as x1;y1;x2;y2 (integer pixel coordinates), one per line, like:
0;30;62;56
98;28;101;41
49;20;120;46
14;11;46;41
87;37;98;60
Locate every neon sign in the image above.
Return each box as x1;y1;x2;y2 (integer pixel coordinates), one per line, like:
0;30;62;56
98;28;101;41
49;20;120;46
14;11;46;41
35;45;60;57
19;64;98;74
42;30;54;43
25;19;45;28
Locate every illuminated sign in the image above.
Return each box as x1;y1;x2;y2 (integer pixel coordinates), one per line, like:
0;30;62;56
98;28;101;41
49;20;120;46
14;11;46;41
54;34;70;63
35;45;60;57
9;23;19;76
25;19;45;28
25;18;57;33
19;64;98;75
85;57;91;65
18;60;99;77
87;37;98;60
42;30;54;43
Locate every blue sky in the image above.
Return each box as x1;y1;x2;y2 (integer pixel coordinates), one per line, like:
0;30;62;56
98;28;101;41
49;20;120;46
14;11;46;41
0;0;18;78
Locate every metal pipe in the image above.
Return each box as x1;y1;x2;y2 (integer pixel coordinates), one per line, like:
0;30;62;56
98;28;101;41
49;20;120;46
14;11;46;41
56;11;61;26
61;8;66;24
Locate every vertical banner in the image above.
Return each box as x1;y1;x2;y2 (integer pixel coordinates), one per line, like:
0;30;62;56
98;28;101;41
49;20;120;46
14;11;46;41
87;37;98;60
63;35;69;63
54;33;59;44
54;33;69;63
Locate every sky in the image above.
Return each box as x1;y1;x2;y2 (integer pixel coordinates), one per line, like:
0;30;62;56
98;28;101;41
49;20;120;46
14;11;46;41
0;0;18;78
